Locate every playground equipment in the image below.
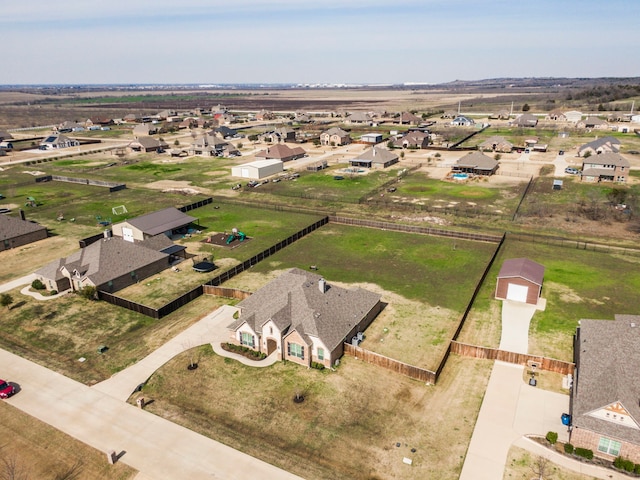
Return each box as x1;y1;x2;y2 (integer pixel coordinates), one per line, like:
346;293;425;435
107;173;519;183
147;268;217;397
225;227;246;245
25;196;37;207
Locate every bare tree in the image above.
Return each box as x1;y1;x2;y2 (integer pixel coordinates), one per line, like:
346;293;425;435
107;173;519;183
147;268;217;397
530;455;549;480
0;449;30;480
54;459;83;480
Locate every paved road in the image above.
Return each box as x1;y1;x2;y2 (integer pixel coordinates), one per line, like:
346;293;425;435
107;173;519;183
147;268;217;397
2;348;302;480
0;273;35;293
93;305;278;402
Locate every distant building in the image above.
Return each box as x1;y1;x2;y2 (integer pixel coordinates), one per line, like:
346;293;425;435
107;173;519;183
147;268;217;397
350;147;398;169
0;214;48;252
231;160;283;180
39;134;80;150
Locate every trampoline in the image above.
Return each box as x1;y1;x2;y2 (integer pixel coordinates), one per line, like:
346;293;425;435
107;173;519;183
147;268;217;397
193;261;216;273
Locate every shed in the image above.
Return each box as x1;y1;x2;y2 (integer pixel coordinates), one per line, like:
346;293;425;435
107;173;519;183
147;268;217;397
231;159;283;180
360;133;383;144
495;258;544;305
553;180;563;190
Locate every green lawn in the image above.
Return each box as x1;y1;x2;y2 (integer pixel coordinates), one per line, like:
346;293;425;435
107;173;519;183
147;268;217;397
458;237;640;361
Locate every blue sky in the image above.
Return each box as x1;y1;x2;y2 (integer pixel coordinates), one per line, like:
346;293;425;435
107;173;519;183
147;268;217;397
2;0;639;85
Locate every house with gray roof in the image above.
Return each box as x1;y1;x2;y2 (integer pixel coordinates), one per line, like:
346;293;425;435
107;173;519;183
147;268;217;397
39;134;80;150
478;136;514;153
510;113;538;128
350;147;399;169
578;136;621;157
346;112;373;125
393;130;430;149
577;116;608;130
570;315;640;463
0;131;13;141
255;144;306;162
227;268;383;368
0;214;48;252
454;152;499;176
34;235;176;293
189;134;240;157
395;112;422;125
451;115;475;127
127;136;168;153
581;152;630;183
111;207;196;242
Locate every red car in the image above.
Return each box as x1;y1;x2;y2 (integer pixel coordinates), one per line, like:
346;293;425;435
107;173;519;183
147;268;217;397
0;380;14;399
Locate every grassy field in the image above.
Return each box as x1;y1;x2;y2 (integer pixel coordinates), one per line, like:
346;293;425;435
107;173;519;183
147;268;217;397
223;223;497;368
458;237;640;361
503;446;598;480
0;402;136;480
141;346;493;480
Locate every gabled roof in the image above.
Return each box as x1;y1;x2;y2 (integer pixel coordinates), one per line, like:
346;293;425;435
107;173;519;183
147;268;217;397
125;207;195;236
229;268;381;351
130;136;168;149
0;215;47;241
573;315;640;444
580;116;607;126
455;151;498;171
512;113;538;126
255;144;306;160
579;136;621;153
497;258;544;286
582;152;630;168
0;131;13;141
35;237;168;288
479;136;513;149
322;127;350;137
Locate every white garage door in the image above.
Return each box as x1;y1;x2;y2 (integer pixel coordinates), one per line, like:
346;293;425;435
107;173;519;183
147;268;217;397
122;227;134;243
506;283;528;303
241;168;250;178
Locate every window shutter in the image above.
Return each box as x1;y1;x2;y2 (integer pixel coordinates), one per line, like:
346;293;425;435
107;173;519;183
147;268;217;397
301;346;304;359
251;335;255;348
287;342;290;356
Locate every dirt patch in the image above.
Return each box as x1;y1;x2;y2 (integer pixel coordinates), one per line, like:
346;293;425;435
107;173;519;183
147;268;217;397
144;180;209;194
544;281;583;304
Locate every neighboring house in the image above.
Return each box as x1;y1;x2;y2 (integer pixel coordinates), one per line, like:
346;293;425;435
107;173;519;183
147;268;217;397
489;109;511;120
510;113;538;128
394;131;430;149
451;115;475;127
0;214;48;252
546;109;567;121
454;152;499;176
227;268;383;368
442;110;458;119
320;127;351;146
360;133;383;144
564;110;583;123
34;235;178;293
350;147;399;169
255;144;306;162
123;113;139;123
214;126;240;139
0;131;14;141
570;315;640;463
346;112;372;125
578;136;621;157
395;112;421;125
128;136;168;153
39;134;80;150
577;116;608;129
261;127;296;143
231;159;283;180
581;152;630;183
495;258;544;305
111;207;196;242
189;134;240;157
478;136;513;153
56;121;85;133
133;123;158;136
255;110;276;121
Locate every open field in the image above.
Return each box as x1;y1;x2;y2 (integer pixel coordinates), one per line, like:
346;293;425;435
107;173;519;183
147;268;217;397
458;237;640;361
141;346;493;480
0;401;136;480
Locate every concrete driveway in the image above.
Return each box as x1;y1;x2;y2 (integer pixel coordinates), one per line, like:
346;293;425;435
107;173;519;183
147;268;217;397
2;348;302;480
93;305;279;402
498;300;540;354
0;273;35;293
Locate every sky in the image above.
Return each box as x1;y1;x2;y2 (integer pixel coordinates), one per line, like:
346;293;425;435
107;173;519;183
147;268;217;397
2;0;639;85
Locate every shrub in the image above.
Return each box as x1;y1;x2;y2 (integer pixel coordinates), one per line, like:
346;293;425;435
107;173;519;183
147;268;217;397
79;285;97;300
311;362;325;370
31;279;46;290
546;431;558;445
50;290;58;295
634;463;640;474
614;456;625;469
564;443;574;454
574;447;593;460
624;459;635;472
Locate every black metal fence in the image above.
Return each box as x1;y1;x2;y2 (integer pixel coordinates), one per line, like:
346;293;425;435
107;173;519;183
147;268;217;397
179;198;213;213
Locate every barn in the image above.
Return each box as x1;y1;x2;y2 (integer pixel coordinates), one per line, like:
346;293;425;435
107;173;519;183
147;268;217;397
231;159;283;180
495;258;544;305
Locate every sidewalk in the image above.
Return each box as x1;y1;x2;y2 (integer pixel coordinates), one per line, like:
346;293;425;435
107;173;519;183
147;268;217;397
2;348;302;480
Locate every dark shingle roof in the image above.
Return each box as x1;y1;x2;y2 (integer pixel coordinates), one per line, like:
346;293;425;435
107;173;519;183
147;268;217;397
497;258;544;286
126;208;195;236
229;268;381;351
582;152;630;168
455;152;498;171
573;315;640;444
0;215;47;241
354;147;399;165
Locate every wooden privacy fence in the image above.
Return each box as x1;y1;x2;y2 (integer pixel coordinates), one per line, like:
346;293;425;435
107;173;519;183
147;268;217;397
203;285;252;300
343;343;437;384
450;341;575;375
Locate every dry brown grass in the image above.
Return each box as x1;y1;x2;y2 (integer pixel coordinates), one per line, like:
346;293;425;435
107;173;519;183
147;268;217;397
0;401;136;480
141;348;493;480
503;446;598;480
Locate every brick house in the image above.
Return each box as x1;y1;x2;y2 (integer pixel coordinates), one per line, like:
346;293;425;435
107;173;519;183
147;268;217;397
350;146;399;169
570;315;640;463
255;144;306;162
581;152;630;183
393;131;430;149
578;136;621;157
454;152;499;176
227;268;383;368
478;136;514;153
320;127;351;146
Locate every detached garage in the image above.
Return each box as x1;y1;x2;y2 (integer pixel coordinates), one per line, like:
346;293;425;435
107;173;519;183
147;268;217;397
231;159;283;180
495;258;544;305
